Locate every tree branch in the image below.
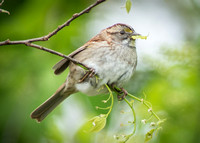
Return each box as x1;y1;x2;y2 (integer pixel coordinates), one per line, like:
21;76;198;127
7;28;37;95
0;0;106;44
0;0;10;15
0;0;106;69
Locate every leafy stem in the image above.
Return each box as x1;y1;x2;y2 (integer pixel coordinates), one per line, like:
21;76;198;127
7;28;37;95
105;84;114;118
112;86;164;142
127;93;161;121
113;85;160;121
83;84;114;133
123;98;136;141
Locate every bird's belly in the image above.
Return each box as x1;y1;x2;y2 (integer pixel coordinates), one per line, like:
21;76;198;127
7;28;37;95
76;58;136;96
99;61;134;85
75;47;137;96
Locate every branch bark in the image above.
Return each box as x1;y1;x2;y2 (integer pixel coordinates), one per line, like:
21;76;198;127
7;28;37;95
0;0;106;69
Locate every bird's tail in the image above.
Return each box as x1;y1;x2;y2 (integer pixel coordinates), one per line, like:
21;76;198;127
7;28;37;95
31;83;73;122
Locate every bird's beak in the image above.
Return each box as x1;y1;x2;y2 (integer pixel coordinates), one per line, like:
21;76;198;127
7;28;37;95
132;31;141;36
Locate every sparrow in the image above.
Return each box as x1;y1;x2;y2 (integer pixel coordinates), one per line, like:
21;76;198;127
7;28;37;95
31;23;139;122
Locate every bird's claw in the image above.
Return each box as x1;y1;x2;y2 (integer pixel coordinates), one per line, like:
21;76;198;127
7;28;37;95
109;84;128;101
117;88;128;101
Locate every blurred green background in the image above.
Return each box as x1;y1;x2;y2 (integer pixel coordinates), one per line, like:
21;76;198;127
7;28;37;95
0;0;200;143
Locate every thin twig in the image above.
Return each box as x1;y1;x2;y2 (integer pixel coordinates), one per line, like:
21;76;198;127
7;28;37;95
0;9;10;14
0;0;106;68
0;0;106;44
0;0;4;6
0;40;89;67
0;0;10;15
28;42;91;69
0;0;106;69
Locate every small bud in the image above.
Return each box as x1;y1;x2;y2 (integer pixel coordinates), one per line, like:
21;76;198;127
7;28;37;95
99;114;106;117
122;134;126;138
141;119;146;124
150;122;156;127
92;122;96;126
114;135;120;140
102;100;107;103
128;121;135;124
148;108;152;112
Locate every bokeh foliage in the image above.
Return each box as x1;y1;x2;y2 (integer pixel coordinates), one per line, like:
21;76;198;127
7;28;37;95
0;0;200;143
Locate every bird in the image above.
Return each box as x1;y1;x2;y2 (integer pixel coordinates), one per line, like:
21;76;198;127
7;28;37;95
31;23;139;122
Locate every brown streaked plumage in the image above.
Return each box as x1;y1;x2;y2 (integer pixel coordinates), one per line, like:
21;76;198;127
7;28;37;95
31;23;139;122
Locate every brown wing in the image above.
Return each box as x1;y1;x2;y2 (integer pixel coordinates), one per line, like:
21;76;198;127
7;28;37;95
53;30;108;75
52;46;87;75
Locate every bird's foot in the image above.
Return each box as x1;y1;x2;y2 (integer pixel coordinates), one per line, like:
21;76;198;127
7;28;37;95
109;84;128;101
117;88;128;101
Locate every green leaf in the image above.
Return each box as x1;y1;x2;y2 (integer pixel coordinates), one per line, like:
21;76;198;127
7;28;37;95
145;128;155;142
126;0;132;13
132;35;148;40
84;114;107;133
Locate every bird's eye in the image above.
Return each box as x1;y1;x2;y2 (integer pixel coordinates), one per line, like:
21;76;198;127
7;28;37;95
120;30;125;35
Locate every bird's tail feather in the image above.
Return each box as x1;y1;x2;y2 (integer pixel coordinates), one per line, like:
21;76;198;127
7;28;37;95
31;83;72;122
